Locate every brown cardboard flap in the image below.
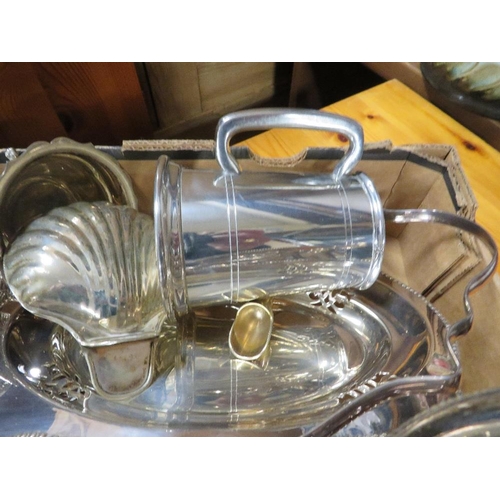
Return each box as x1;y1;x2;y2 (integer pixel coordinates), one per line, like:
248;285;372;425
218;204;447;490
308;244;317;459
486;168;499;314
399;144;478;216
382;237;408;286
119;159;157;215
457;275;500;393
122;139;215;151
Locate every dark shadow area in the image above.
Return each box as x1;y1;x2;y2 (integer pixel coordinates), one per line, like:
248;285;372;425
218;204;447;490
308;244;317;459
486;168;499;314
294;62;385;108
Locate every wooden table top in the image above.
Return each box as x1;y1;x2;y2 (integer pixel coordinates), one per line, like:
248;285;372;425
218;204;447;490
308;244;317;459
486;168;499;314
241;79;500;263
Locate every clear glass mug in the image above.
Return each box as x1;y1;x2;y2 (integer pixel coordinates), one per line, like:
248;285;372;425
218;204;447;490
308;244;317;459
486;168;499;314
155;108;386;318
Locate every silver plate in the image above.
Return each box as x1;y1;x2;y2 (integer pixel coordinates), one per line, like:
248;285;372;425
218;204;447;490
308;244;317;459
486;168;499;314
0;273;462;436
390;388;500;437
0;138;137;263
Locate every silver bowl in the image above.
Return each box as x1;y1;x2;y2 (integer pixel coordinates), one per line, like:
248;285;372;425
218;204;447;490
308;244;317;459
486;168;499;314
3;201;165;347
0;138;137;264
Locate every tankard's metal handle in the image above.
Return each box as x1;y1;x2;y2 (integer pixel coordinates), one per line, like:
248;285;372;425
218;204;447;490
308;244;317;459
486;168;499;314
215;108;364;183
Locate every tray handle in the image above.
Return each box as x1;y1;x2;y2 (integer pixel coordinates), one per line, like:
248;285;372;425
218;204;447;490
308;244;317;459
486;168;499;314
307;209;497;436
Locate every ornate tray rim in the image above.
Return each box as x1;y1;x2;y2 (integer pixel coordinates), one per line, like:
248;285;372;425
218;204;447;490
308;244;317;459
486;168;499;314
0;272;464;437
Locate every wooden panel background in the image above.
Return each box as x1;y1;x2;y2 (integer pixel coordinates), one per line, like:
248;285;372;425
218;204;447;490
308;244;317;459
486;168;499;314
0;62;154;148
145;62;292;138
1;62;386;146
197;62;276;112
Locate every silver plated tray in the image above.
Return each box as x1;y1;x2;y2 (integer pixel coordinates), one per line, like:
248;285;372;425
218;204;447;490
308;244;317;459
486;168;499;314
0;273;466;437
390;388;500;437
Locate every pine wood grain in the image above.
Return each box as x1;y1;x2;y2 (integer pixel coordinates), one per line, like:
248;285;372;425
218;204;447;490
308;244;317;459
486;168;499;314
365;62;500;151
241;80;500;257
34;63;153;144
0;63;153;147
0;63;66;147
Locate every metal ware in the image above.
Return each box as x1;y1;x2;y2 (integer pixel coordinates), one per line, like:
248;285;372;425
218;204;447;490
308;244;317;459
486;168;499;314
0;200;496;435
0;137;137;266
0;110;497;436
3;201;166;347
306;207;498;435
228;301;273;363
8;314;175;402
390;388;500;437
155;109;385;319
0;272;478;436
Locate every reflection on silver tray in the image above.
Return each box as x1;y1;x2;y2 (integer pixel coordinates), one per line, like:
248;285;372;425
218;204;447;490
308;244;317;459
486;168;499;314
0;274;462;436
390;388;500;437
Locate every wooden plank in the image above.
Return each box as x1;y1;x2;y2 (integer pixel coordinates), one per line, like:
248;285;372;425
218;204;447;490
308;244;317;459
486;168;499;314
365;62;500;151
145;62;202;131
0;63;66;147
197;62;276;113
34;63;153;144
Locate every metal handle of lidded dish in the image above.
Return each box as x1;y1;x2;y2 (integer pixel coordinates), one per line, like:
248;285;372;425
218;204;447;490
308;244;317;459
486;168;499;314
215;108;364;183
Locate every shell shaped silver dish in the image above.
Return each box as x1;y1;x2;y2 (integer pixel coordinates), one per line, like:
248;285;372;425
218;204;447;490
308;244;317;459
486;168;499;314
3;201;165;347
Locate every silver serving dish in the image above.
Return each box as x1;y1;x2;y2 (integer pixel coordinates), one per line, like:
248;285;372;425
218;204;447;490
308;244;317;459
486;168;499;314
0;273;478;436
0;137;137;264
390;388;500;437
3;201;165;347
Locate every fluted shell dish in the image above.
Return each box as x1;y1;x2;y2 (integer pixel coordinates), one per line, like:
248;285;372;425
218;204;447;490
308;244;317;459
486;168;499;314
3;201;166;347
